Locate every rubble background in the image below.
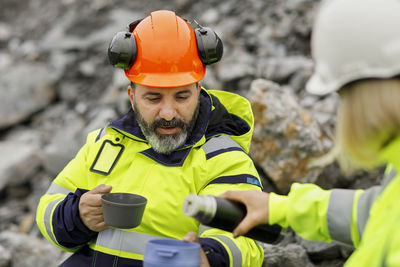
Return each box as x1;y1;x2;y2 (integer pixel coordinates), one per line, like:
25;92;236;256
0;0;384;266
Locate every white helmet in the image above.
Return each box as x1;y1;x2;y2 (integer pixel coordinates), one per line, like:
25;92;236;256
306;0;400;95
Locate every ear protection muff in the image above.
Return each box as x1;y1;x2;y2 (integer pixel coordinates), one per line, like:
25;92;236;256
194;26;223;65
107;19;141;70
108;18;223;70
108;31;137;70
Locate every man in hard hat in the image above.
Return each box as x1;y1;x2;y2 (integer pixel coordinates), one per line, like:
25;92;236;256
36;10;264;266
220;0;400;266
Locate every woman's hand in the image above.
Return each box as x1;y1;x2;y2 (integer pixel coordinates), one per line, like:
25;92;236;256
219;190;270;238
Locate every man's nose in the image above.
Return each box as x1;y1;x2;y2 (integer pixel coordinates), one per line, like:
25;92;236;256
158;101;177;121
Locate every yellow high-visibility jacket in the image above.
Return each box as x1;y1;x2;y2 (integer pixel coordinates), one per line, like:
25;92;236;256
269;136;400;266
36;88;264;267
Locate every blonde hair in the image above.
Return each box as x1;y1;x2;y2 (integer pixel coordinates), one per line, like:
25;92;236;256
336;79;400;171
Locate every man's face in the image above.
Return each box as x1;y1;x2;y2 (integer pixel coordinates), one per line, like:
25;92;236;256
128;83;201;154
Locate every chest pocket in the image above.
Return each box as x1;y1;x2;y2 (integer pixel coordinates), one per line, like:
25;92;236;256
90;140;124;176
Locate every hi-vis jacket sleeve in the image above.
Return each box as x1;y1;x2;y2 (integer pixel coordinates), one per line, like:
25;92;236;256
35;130;99;252
268;168;396;248
198;135;264;267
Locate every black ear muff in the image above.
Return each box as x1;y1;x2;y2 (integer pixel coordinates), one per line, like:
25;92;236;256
195;26;223;65
108;31;137;70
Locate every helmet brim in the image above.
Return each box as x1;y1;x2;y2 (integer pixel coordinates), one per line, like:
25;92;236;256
305;74;338;96
125;68;206;88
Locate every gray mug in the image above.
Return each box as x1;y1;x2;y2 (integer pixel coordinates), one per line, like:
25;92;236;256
101;193;147;229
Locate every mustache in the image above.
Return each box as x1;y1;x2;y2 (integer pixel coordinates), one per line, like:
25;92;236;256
152;118;186;130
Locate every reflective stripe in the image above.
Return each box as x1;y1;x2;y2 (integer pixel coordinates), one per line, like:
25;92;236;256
357;169;396;237
45;182;73;196
209;234;242;267
44;198;63;245
203;135;244;160
95;127;107;142
327;189;355;246
356;186;381;237
199;224;212;235
382;168;397;188
95;228;169;255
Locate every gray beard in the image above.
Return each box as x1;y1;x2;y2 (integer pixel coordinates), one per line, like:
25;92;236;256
144;129;188;155
134;101;199;155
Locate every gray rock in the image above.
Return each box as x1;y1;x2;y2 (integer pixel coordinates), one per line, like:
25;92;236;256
0;199;26;231
0;22;11;42
0;62;58;129
247;79;331;193
258;56;313;85
313;259;346;267
42;110;86;176
40;8;141;52
0;52;12;69
0;230;65;267
0;243;11;267
310;93;340;126
297;236;342;262
0;140;42;191
85;107;118;133
99;71;131;114
200;8;220;25
218;47;255;84
262;243;314;267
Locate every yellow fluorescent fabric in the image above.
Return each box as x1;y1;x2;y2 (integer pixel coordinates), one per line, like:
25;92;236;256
269;136;400;266
36;89;264;266
345;137;400;266
269;183;331;242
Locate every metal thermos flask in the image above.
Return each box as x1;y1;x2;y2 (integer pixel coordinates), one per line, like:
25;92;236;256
183;194;282;244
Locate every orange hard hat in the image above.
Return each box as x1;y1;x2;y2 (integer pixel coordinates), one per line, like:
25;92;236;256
125;10;206;88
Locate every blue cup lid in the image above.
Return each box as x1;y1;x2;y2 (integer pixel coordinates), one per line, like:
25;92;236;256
144;239;200;266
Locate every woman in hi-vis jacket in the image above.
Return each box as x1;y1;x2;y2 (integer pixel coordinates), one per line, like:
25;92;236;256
221;0;400;266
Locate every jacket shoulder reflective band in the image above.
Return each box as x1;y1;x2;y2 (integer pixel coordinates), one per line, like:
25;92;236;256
207;89;254;153
268;168;396;247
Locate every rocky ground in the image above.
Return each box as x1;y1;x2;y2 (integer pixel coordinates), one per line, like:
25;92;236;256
0;0;384;266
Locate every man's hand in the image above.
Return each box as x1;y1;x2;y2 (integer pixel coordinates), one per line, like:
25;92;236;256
183;232;211;267
79;184;112;232
219;190;270;238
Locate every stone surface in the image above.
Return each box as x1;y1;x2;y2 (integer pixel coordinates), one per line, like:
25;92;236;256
0;140;42;191
248;79;332;193
0;243;11;267
297;236;342;262
0;63;58;130
262;243;313;267
0;231;66;267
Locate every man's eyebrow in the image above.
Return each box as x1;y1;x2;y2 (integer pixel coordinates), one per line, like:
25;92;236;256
143;92;162;97
175;89;192;95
